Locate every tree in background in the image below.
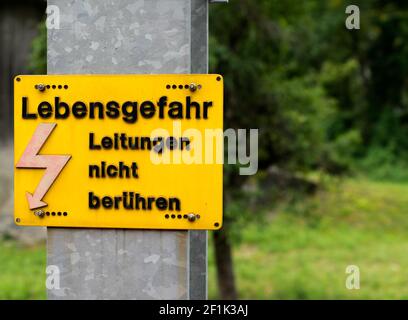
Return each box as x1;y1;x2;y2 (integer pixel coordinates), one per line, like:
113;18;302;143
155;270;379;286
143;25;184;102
210;0;408;298
210;0;337;299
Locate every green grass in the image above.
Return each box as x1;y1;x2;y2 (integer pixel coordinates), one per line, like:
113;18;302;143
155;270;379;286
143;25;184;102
3;177;408;299
209;178;408;299
0;241;45;299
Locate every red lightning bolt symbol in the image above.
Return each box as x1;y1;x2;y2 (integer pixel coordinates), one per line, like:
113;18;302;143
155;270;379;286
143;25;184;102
16;123;71;210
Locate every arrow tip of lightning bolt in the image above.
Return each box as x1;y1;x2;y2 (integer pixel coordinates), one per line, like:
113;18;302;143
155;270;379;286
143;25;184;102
26;191;47;210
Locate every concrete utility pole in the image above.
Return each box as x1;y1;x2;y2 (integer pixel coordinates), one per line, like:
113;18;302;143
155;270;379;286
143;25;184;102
47;0;222;300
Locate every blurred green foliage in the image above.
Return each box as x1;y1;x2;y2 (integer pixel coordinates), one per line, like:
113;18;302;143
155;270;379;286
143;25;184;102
0;242;45;299
209;178;408;299
210;0;408;177
29;23;46;74
208;0;408;242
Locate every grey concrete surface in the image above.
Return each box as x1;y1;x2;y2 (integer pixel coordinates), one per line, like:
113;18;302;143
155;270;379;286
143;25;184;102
47;0;208;300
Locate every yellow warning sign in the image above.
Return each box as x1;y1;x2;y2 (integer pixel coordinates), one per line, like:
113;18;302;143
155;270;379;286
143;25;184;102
14;74;223;230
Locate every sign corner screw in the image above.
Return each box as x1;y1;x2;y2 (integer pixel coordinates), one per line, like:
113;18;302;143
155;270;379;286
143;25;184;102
34;209;45;218
187;213;197;222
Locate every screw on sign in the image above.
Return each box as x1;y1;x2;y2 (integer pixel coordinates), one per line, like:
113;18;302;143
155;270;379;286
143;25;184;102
34;210;45;218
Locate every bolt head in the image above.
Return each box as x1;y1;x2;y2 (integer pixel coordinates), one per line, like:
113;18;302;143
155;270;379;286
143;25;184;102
37;84;46;92
34;209;45;218
187;213;196;222
189;83;197;92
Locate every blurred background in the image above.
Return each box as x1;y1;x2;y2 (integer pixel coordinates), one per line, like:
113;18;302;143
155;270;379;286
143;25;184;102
2;0;408;299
